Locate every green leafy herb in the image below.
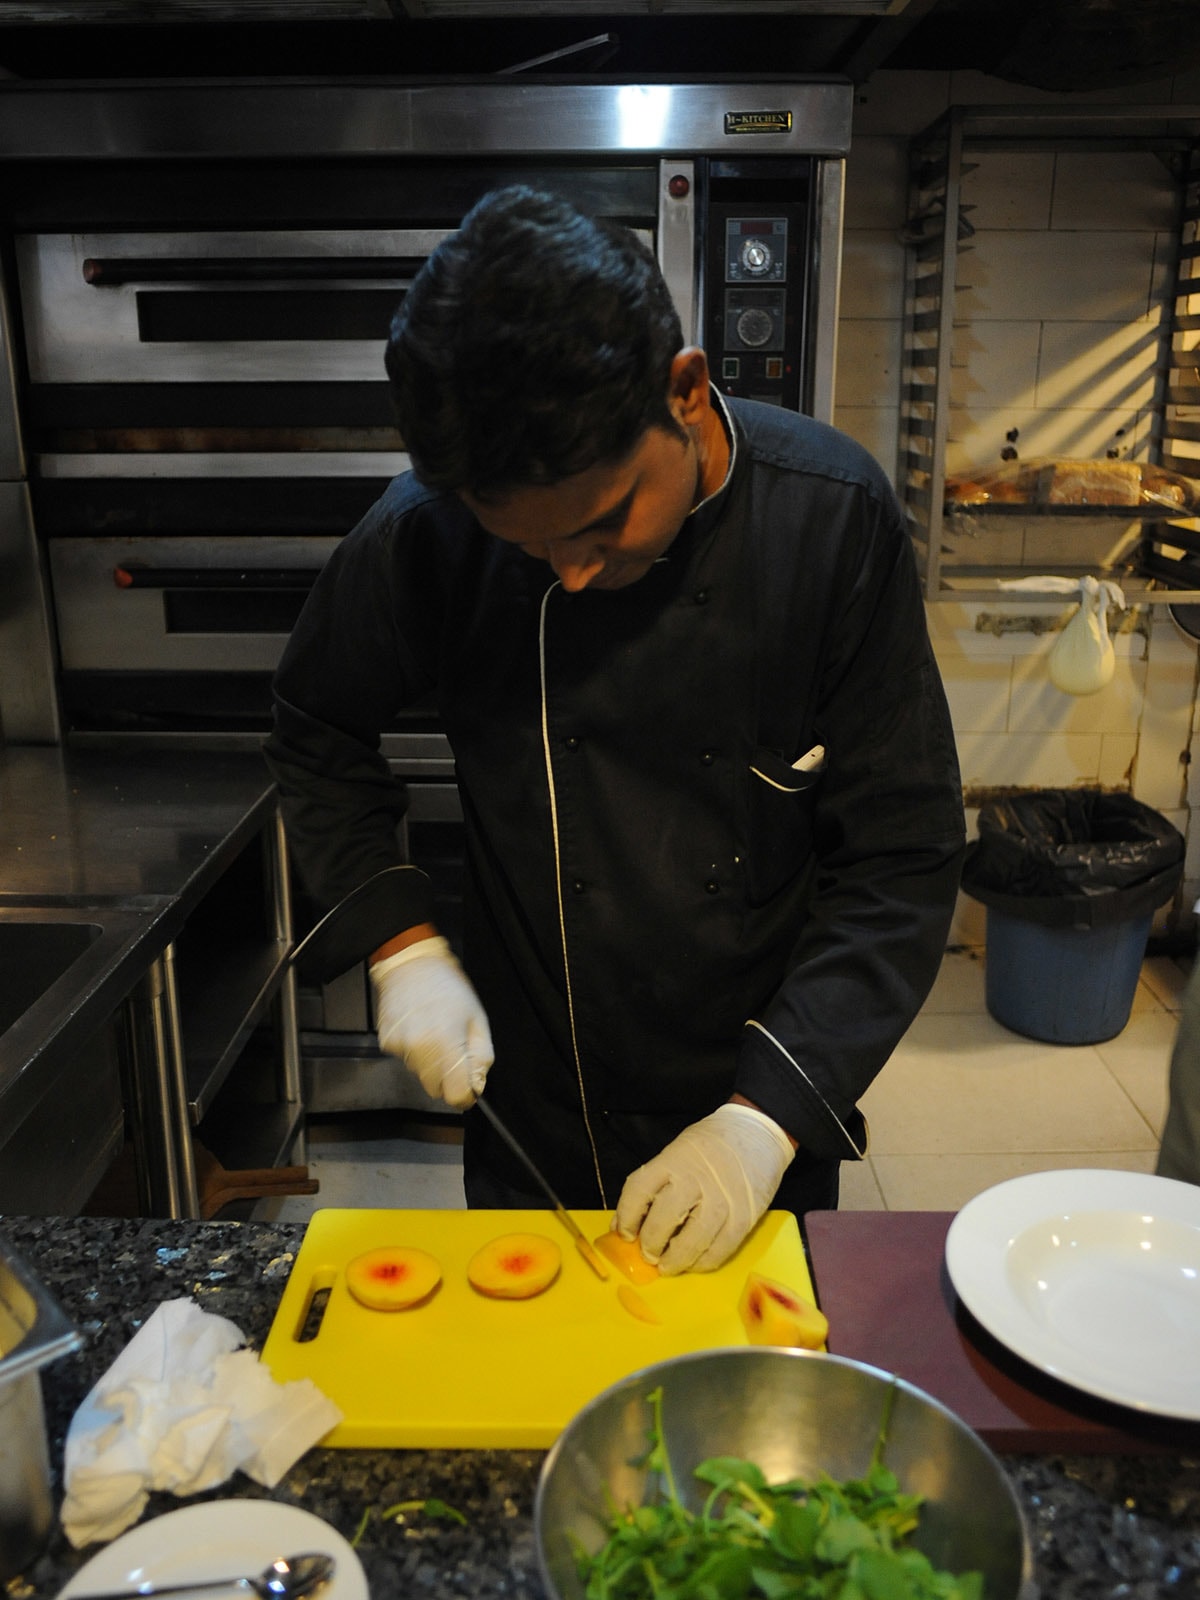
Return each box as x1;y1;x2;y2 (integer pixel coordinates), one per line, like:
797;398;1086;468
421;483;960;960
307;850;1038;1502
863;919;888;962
382;1497;468;1525
574;1385;983;1600
350;1495;468;1547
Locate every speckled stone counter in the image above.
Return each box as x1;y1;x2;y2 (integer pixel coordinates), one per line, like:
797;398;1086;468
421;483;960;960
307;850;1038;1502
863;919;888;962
3;1214;1199;1600
4;1215;543;1600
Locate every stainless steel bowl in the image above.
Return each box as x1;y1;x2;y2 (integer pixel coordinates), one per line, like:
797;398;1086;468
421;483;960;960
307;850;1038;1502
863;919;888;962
535;1347;1034;1600
0;1234;80;1581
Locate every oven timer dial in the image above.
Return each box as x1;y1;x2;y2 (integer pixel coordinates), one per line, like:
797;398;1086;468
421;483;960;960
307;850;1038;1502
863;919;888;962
736;306;776;348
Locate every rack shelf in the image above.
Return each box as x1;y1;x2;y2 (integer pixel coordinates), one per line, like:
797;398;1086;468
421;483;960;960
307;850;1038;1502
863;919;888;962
898;103;1200;605
146;805;303;1218
179;934;291;1122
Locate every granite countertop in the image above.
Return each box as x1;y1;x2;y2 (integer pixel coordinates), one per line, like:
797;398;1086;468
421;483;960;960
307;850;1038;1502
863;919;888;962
4;1215;545;1600
3;1214;1200;1600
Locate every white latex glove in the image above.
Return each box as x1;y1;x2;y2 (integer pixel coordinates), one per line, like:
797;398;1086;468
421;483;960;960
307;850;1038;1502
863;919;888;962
369;935;493;1109
614;1102;795;1275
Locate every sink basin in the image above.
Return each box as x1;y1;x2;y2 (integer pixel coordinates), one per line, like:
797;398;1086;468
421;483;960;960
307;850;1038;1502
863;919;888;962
0;905;157;1215
0;920;103;1035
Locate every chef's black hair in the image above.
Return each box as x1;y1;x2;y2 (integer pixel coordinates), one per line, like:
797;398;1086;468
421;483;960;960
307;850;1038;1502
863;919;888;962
385;184;686;498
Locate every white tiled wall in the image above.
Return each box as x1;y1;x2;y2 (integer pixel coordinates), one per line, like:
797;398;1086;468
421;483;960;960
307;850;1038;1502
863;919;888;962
836;68;1200;930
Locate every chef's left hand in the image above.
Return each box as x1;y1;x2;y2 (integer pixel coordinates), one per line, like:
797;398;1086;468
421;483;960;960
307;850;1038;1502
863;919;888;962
613;1102;795;1275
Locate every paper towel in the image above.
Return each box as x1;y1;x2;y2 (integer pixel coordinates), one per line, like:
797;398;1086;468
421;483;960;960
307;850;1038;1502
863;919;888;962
61;1299;342;1548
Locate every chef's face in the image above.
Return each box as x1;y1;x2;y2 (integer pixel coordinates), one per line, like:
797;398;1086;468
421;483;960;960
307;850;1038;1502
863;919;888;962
460;349;727;594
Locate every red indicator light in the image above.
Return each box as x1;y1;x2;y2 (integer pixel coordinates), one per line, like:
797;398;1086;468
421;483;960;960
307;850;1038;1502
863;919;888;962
667;174;690;199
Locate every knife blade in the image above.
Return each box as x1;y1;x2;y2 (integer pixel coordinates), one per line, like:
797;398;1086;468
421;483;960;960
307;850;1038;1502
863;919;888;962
473;1094;611;1281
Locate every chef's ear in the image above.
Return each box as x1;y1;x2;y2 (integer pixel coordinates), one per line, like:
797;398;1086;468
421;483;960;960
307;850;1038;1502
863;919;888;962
667;347;711;427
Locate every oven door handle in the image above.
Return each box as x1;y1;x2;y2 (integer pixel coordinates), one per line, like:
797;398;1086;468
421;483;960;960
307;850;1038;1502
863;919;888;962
83;256;429;286
114;566;321;590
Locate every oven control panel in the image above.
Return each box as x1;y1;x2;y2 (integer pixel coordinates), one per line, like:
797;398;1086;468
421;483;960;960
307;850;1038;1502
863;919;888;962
704;163;812;412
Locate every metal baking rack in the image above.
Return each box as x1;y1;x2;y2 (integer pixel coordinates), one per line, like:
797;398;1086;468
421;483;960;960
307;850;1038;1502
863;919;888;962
898;104;1200;605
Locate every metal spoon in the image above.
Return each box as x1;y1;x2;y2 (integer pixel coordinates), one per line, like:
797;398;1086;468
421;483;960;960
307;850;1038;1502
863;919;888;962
69;1550;336;1600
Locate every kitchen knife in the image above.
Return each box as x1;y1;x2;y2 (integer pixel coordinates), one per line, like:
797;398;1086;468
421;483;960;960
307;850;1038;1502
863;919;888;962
294;891;641;1296
473;1094;612;1281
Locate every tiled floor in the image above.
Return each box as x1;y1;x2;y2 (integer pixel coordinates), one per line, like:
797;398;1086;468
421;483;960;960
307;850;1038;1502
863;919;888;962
842;946;1186;1213
250;947;1188;1225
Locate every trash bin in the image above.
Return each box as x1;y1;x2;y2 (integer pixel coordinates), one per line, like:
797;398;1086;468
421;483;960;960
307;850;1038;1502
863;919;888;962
961;790;1185;1044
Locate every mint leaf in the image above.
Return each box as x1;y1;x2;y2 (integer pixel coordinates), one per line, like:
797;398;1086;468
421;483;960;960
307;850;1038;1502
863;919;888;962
695;1457;769;1493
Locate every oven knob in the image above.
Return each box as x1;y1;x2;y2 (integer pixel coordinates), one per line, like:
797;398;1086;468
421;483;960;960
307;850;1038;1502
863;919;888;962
740;238;773;275
736;306;775;348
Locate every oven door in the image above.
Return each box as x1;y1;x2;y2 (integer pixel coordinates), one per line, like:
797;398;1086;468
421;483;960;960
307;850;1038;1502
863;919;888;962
17;229;452;386
17;205;670;391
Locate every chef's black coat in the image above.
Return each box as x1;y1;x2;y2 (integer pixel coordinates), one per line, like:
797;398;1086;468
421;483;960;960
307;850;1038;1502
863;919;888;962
265;396;966;1205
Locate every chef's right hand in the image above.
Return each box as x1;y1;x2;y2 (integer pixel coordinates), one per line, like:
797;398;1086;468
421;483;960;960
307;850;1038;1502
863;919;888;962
369;934;493;1109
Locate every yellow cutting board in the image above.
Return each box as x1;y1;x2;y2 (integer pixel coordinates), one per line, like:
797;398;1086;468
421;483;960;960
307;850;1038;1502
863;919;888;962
260;1207;816;1448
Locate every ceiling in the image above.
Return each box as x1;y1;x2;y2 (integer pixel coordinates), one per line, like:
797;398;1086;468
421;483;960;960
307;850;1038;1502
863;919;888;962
0;0;1197;92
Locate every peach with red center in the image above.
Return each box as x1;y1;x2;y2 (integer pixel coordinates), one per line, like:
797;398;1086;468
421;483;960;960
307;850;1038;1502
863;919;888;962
345;1245;442;1310
467;1232;562;1299
738;1270;828;1349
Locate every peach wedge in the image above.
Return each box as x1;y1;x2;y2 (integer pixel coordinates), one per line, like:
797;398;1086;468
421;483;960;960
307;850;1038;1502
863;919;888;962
345;1246;442;1311
738;1271;828;1349
467;1232;562;1299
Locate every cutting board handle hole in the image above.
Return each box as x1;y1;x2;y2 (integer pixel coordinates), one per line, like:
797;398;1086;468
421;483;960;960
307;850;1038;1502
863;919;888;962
295;1268;336;1342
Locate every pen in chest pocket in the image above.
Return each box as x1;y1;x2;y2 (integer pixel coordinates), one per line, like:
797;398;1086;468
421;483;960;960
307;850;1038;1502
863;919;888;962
792;743;825;774
749;742;826;793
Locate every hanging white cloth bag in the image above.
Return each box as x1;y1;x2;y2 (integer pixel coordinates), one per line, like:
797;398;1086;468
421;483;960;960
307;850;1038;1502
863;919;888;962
999;574;1126;696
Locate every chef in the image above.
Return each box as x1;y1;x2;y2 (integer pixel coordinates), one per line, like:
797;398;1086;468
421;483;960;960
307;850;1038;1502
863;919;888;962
264;185;966;1274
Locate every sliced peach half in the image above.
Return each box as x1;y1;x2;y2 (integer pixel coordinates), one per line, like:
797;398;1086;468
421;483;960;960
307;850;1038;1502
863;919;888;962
738;1271;828;1350
467;1232;562;1299
592;1229;659;1285
345;1246;442;1311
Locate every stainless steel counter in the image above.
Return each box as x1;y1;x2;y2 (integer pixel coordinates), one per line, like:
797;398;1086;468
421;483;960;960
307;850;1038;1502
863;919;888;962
0;745;278;905
0;746;295;1219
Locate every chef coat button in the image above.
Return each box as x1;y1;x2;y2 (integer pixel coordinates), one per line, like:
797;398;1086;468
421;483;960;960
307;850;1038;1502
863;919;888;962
699;749;715;765
565;735;581;752
704;878;720;895
694;588;710;605
571;879;587;895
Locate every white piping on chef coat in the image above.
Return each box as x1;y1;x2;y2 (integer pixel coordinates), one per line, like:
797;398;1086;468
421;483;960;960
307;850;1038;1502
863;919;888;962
743;1018;870;1158
538;580;609;1206
534;396;740;1206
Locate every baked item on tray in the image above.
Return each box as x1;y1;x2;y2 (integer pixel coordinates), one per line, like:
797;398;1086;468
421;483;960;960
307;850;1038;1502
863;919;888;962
943;458;1197;513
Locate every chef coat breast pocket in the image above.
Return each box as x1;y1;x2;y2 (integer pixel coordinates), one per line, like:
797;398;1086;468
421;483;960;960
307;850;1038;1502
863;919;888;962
743;743;822;906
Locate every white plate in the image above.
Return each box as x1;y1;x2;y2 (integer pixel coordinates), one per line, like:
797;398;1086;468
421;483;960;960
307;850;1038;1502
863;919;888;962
945;1168;1200;1420
57;1500;368;1599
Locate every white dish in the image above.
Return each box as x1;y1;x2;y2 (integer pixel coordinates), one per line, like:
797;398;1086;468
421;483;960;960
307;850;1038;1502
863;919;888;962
57;1499;368;1599
945;1168;1200;1420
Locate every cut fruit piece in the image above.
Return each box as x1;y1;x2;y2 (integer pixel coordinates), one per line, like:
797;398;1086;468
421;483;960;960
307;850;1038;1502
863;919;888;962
592;1229;659;1285
345;1246;442;1311
738;1271;828;1349
617;1284;661;1323
467;1232;562;1299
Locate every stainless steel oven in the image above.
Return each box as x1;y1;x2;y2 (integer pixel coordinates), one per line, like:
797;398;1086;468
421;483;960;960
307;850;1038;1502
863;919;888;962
0;76;851;1104
0;78;850;744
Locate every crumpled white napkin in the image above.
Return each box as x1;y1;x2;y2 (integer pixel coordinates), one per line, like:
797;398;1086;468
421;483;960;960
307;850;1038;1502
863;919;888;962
61;1298;343;1548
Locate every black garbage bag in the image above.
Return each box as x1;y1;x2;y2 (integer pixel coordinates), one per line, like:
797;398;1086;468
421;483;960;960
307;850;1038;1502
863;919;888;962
961;789;1185;930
